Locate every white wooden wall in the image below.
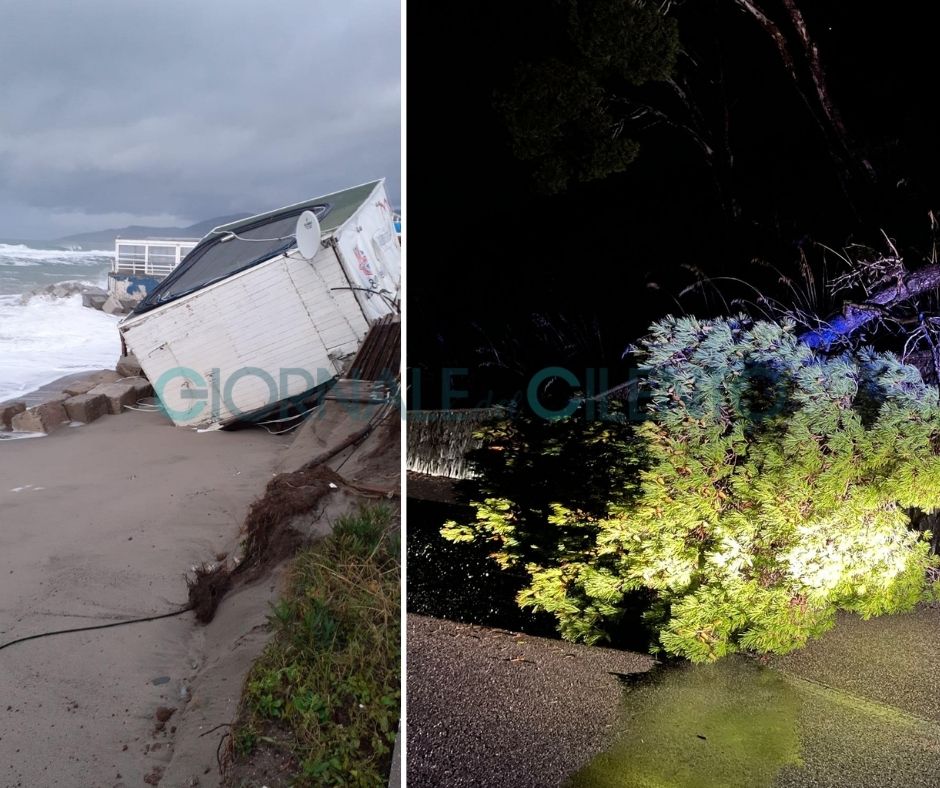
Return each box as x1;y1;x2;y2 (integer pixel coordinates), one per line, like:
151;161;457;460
120;246;369;428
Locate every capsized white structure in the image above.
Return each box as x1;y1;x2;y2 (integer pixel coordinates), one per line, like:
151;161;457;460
119;179;400;429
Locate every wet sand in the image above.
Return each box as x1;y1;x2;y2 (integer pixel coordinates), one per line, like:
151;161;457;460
0;409;291;786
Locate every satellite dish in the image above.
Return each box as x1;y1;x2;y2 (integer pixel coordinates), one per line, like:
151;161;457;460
295;210;321;260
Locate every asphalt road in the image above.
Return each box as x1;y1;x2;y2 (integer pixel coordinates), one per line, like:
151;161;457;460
406;614;656;788
408;607;940;788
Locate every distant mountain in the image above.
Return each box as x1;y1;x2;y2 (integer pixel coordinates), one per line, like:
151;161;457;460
53;213;252;249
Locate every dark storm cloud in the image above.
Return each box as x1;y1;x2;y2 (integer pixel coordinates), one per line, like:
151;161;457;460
0;0;400;238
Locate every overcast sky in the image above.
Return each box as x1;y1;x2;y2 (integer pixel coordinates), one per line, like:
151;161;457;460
0;0;400;239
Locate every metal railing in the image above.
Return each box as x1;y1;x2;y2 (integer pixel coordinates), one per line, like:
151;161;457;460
113;238;199;277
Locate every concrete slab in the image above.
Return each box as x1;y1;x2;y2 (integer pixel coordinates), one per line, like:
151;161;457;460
88;379;149;415
11;397;68;434
63;392;111;424
62;370;122;397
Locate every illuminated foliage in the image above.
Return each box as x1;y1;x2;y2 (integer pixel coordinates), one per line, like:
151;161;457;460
443;316;940;661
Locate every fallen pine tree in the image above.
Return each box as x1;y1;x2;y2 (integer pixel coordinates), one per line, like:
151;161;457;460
443;315;940;662
798;260;940;350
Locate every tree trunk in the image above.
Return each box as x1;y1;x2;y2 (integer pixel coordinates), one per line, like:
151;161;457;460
780;0;876;180
800;263;940;348
732;0;871;211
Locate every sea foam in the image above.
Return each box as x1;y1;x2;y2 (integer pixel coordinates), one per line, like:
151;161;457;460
0;242;113;267
0;292;120;403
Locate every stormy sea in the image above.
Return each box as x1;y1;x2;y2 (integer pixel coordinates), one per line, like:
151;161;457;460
0;242;119;403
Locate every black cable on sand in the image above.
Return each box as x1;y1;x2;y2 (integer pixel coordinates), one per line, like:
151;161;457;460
4;403;395;645
0;605;193;652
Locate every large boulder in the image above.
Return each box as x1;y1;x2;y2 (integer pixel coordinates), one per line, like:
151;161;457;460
0;401;26;430
11;398;68;434
101;295;127;315
116;354;143;379
21;282;87;304
62;370;122;396
62;379;98;397
81;287;108;310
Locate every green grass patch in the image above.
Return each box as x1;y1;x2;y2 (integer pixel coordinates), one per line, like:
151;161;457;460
232;504;400;786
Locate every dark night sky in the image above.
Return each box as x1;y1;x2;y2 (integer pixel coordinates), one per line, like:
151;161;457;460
407;3;940;408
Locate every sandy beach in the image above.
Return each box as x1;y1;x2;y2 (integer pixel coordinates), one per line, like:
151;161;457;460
0;408;291;786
